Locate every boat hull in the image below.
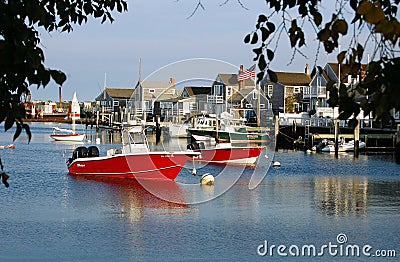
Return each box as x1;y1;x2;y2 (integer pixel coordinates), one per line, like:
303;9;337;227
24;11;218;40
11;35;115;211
196;146;264;165
320;141;366;152
188;128;269;144
168;124;190;138
68;152;195;180
50;134;85;142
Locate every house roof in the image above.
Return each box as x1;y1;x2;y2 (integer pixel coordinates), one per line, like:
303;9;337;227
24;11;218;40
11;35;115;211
138;81;172;89
218;74;255;87
273;72;311;86
184;86;211;96
228;87;256;103
95;88;134;100
327;62;368;83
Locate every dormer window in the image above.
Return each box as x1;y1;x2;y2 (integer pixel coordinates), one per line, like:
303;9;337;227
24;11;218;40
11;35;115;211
149;89;155;93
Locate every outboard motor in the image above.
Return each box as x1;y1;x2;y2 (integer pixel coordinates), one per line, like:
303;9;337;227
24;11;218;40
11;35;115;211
87;146;99;157
72;146;88;160
187;142;200;150
198;142;205;149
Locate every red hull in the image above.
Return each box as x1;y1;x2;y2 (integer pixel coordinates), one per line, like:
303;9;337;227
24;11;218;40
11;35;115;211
68;152;194;180
196;147;264;164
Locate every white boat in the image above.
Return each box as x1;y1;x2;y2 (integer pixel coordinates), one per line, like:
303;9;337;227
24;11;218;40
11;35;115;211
50;92;85;142
50;127;85;142
168;123;190;138
313;139;366;152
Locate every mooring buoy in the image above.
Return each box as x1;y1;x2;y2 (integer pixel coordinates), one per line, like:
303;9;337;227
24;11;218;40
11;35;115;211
200;173;214;186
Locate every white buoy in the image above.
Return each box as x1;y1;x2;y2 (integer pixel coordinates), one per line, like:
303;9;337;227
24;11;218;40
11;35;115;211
192;168;197;176
200;173;214;186
272;161;281;167
265;155;281;167
96;138;100;144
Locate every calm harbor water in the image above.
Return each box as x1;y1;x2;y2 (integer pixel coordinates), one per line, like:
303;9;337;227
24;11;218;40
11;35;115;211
0;122;399;261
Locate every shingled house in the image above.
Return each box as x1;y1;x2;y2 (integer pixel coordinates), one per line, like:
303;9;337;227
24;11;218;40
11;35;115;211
95;87;135;123
228;87;271;123
133;78;177;118
262;70;311;114
209;71;255;114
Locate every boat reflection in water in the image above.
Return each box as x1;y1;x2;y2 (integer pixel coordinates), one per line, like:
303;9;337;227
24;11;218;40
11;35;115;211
313;176;369;216
70;176;188;222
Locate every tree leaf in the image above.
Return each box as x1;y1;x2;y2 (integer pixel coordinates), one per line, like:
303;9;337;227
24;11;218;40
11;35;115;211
334;19;348;35
337;51;346;64
257;14;267;24
251;32;258;44
364;5;385;24
244;33;251;43
50;70;67;85
260;27;270;42
266;49;274;61
313;12;322;27
266;22;275;33
4;113;15;132
317;28;330;41
357;1;373;15
13;123;22;141
22;124;32;143
267;69;278;83
258;54;266;71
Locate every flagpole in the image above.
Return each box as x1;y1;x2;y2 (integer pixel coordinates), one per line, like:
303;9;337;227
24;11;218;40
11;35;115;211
256;67;261;128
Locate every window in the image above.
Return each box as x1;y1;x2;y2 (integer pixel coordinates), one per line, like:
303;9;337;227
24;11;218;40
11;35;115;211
100;101;107;106
293;103;299;112
267;85;273;97
294;87;301;93
246;104;253;108
260;104;265;108
213;84;223;96
113;101;119;107
226;86;232;97
253;91;258;99
149;89;155;93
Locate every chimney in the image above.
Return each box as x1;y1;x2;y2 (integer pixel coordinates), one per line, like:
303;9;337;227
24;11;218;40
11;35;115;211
305;63;310;75
169;77;176;94
238;65;244;90
59;86;62;109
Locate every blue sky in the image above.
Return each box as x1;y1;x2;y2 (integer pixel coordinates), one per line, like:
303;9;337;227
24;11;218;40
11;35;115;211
31;1;353;102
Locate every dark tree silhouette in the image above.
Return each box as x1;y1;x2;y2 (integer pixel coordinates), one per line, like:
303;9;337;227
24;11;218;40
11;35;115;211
187;0;400;122
0;0;128;142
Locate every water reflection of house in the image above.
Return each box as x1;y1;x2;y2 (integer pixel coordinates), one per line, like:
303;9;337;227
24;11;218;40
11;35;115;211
313;177;368;216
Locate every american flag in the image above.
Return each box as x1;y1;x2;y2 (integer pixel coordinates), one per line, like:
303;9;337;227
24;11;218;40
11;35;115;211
237;64;256;81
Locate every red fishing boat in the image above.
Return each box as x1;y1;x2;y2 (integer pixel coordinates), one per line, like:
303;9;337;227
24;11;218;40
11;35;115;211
188;142;264;165
67;126;199;180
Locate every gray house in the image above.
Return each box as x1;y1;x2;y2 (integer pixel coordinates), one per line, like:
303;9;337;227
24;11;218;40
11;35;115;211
209;72;255;114
95;87;135;123
262;70;311;114
228;87;271;124
133;78;177;118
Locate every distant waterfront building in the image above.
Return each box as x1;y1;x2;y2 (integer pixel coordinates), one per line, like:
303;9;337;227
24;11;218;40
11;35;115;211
133;78;177;119
95;87;135;123
261;68;311;114
209;65;255;114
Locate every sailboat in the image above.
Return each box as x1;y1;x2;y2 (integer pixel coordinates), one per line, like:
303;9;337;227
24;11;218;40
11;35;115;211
50;92;85;142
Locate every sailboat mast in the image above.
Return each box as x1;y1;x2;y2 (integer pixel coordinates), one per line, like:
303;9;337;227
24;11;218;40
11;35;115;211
256;67;261;127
